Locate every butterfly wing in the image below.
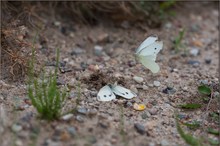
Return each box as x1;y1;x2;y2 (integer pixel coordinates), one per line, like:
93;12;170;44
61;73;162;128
111;85;137;99
138;55;160;73
97;85;116;101
138;41;163;56
135;35;158;54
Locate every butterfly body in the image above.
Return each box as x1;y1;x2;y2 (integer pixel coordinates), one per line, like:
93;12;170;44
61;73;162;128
97;84;137;101
135;35;163;73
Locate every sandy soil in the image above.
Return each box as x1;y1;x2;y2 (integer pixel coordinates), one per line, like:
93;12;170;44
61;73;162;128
0;2;219;146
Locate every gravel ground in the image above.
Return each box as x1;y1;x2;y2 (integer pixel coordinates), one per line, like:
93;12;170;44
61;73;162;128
0;2;219;146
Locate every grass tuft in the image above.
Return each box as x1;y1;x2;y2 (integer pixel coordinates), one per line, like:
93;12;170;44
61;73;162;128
28;45;67;121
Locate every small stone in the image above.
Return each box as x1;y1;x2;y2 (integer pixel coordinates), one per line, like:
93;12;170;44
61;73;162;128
97;33;109;43
60;130;71;141
165;22;172;29
182;86;188;91
87;135;97;144
80;62;88;70
68;78;75;87
77;107;87;115
134;123;145;135
162;87;176;94
188;60;200;67
121;21;130;29
76;115;84;122
54;21;61;26
205;58;212;64
11;124;22;132
142;85;148;90
124;101;133;108
149;108;158;115
161;139;170;146
148;142;156;146
61;114;73;121
71;48;85;55
130;85;138;94
190;48;199;56
199;79;208;85
153;81;160;87
15;140;23;146
94;45;103;56
190;24;200;32
87;109;97;117
98;122;109;129
213;92;219;98
67;127;77;137
148;83;154;87
69;91;75;99
141;112;148;119
133;76;144;83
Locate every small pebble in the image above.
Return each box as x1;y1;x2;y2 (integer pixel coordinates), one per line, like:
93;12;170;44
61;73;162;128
61;114;73;121
149;108;158;115
148;83;154;87
205;58;212;64
134;123;145;135
87;109;97;117
141;112;149;119
94;45;103;56
162;87;176;94
15;140;23;146
67;127;77;137
188;60;200;67
190;24;200;32
76;115;84;122
164;22;172;29
97;33;109;43
199;79;208;85
153;81;161;87
133;76;144;83
142;85;149;90
190;48;199;56
161;139;170;146
71;48;85;55
11;124;22;132
87;135;97;144
121;21;130;29
124;101;133;108
213;91;219;98
69;91;75;99
130;85;138;94
77;107;87;115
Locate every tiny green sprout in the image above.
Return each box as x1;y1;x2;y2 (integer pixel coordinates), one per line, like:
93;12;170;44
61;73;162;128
173;28;185;53
179;103;201;109
207;127;219;136
175;117;201;146
183;121;200;130
208;138;219;145
198;85;212;95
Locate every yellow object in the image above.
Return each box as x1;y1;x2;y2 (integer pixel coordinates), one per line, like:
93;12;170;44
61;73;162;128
133;103;146;111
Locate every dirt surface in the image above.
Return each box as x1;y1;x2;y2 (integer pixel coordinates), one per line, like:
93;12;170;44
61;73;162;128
0;2;219;146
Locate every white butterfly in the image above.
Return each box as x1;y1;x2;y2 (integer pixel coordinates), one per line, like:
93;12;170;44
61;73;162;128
97;84;137;101
135;35;163;73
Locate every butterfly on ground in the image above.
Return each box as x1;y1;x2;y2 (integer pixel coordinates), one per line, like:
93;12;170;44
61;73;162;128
135;35;163;73
97;84;137;101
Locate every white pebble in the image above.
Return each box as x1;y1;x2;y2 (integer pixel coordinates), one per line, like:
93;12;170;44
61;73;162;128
190;48;199;56
142;85;149;90
133;76;144;83
61;113;73;120
153;81;161;87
